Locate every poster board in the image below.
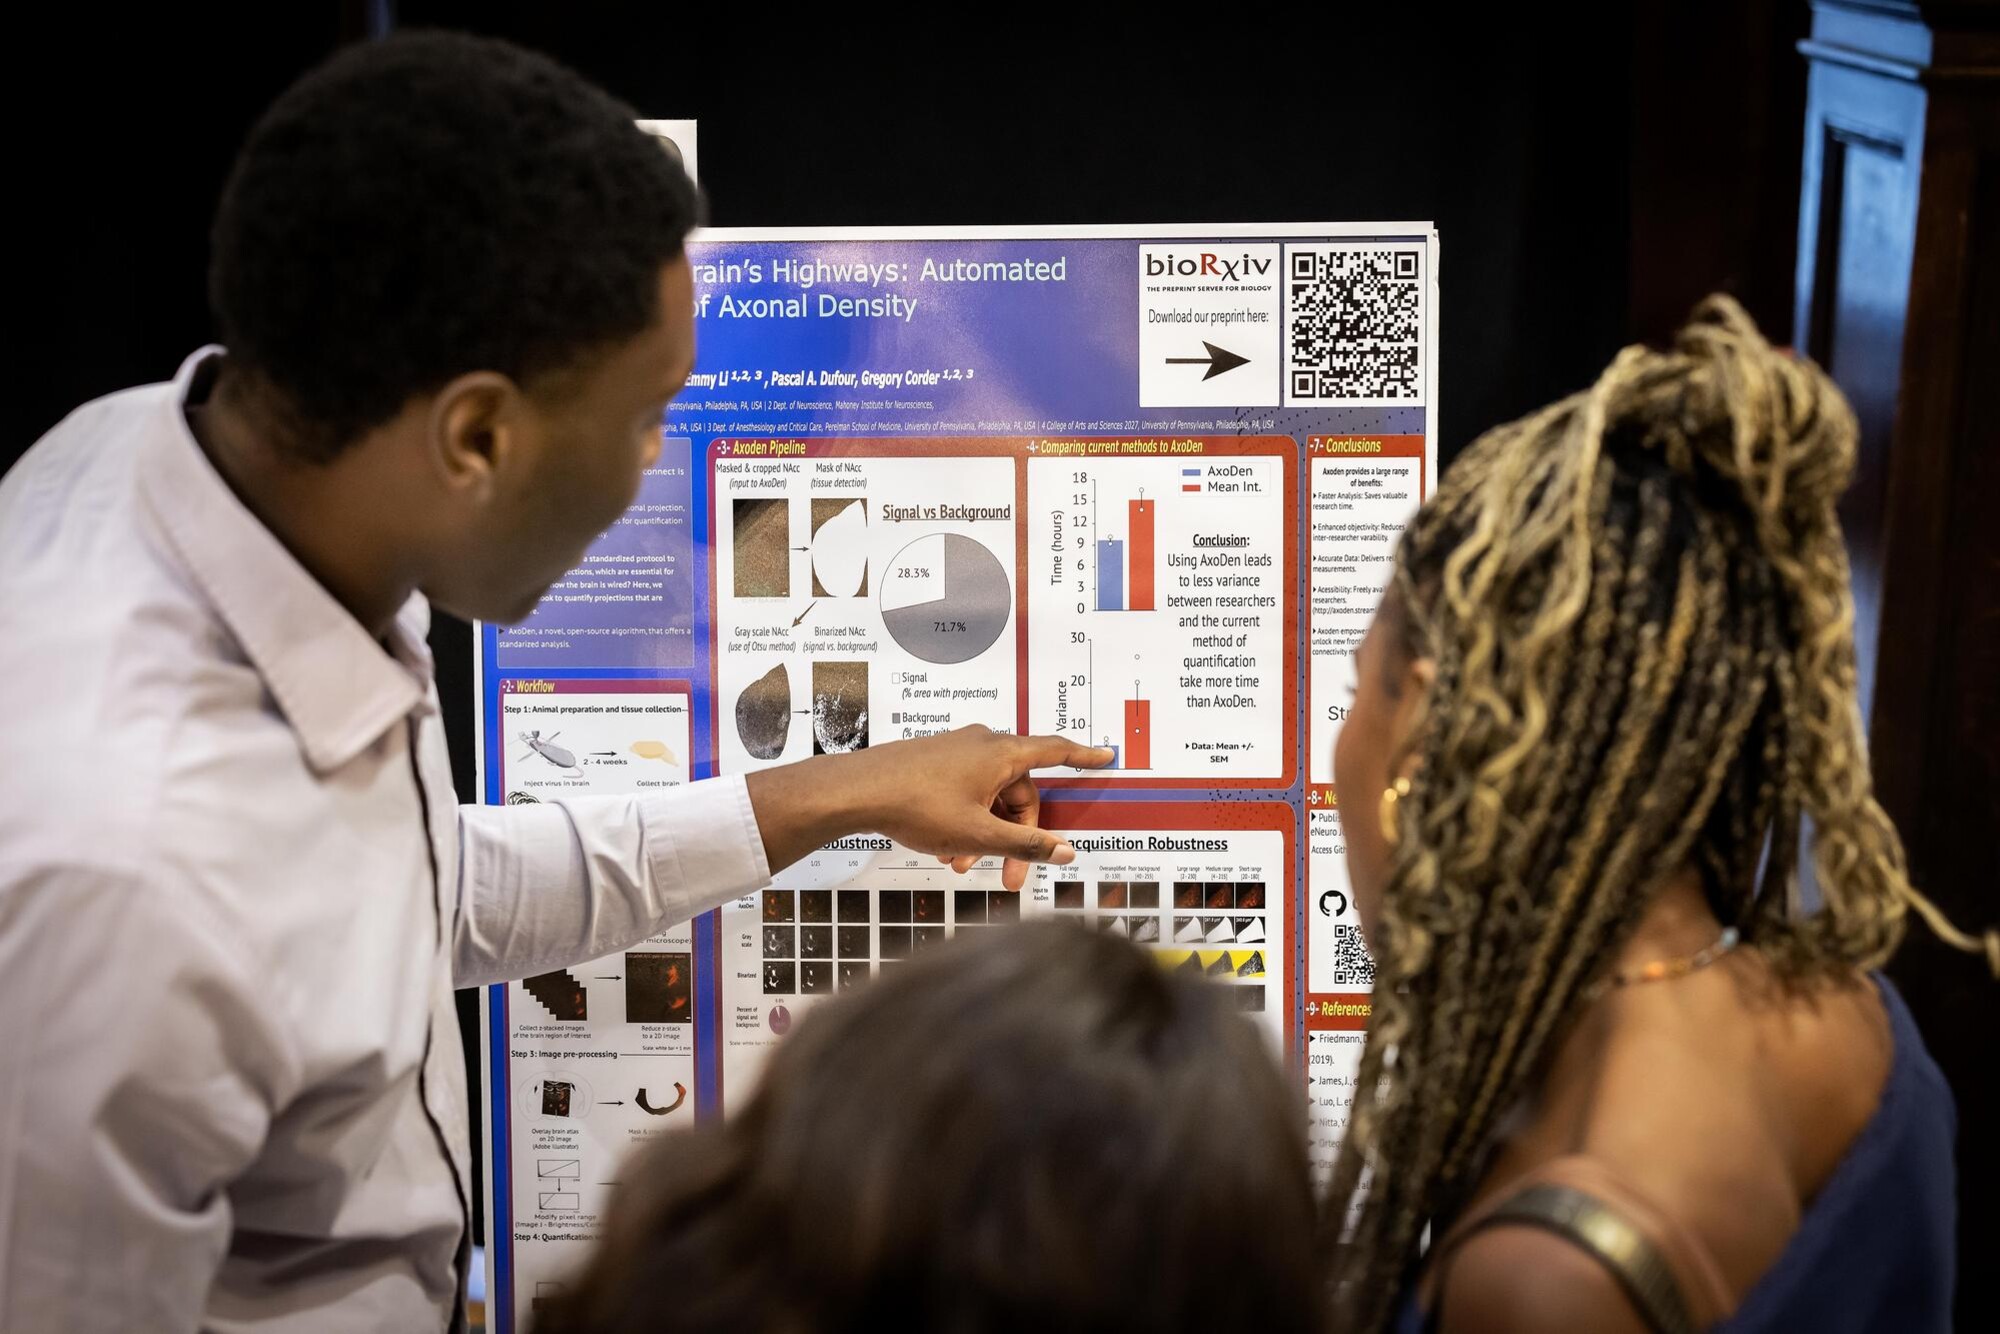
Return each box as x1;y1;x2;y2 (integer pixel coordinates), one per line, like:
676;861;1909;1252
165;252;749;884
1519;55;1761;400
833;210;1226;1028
476;221;1437;1327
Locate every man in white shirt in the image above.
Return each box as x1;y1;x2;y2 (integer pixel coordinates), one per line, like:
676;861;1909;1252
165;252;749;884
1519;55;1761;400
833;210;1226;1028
0;32;1106;1332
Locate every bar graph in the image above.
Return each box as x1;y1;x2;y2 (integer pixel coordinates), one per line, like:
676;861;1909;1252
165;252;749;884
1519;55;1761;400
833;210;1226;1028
1095;537;1125;610
1089;488;1157;613
1027;452;1287;779
1124;693;1152;769
1129;500;1155;610
1071;639;1152;771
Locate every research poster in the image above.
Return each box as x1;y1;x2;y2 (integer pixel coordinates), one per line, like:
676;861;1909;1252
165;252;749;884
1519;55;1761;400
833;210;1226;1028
477;223;1436;1326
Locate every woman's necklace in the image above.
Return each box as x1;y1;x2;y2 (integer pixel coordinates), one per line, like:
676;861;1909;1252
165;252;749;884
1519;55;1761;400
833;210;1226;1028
1582;926;1741;1002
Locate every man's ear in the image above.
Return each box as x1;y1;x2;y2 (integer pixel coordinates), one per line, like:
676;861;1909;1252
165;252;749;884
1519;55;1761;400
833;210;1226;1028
426;371;523;498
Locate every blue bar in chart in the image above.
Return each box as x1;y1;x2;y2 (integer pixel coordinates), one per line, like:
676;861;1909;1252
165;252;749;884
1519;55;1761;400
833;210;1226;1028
1096;538;1125;610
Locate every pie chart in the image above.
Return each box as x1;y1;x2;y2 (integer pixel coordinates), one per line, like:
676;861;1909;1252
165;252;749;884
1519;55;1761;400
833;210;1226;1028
880;534;1011;664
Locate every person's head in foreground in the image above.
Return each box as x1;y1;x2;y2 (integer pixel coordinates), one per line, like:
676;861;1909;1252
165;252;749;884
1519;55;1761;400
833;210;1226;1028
537;921;1322;1334
1331;295;1990;1331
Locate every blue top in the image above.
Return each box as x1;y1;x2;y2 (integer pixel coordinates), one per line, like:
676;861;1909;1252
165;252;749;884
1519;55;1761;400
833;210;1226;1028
1395;975;1957;1332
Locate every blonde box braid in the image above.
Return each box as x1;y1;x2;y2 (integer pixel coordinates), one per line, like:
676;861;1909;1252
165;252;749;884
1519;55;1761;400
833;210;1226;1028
1323;295;1999;1332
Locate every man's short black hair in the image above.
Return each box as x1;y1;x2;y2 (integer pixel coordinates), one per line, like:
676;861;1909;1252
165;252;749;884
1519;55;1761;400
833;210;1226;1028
209;31;699;462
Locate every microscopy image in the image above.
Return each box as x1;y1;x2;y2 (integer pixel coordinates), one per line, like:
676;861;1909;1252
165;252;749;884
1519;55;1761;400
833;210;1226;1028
1174;916;1202;943
837;890;871;923
1100;916;1128;937
837;925;870;958
522;969;588;1021
763;961;796;994
1130;882;1161;910
1236;882;1267;910
763;926;795;958
1236;950;1266;979
800;961;833;995
736;663;792;761
1174;882;1203;909
800;890;833;924
1205;883;1234;911
1129;916;1161;944
1235;917;1267;945
1204;917;1235;944
838;961;869;990
625;951;692;1024
1097;881;1129;910
912;926;946;953
880;926;913;959
811;661;870;754
1206;953;1235;979
879;890;912;923
762;890;795;923
636;1083;687;1116
1236;988;1267;1013
988;892;1020;924
540;1080;573;1118
954;890;987;923
734;497;791;598
912;890;944;924
800;926;832;959
1178;952;1205;977
1054;881;1086;911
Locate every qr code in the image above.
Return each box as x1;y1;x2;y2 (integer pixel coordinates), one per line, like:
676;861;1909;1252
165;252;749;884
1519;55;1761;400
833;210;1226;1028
1286;245;1423;405
1328;924;1376;988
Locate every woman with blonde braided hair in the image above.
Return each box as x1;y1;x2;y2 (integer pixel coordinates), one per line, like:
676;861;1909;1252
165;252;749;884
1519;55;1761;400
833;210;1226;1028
1331;295;1996;1334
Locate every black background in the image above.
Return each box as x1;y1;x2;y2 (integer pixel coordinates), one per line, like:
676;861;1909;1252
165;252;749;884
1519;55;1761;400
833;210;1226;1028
20;0;1877;1272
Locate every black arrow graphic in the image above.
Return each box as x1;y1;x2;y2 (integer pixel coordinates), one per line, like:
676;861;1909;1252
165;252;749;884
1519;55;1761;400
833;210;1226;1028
594;975;622;981
599;1100;626;1106
792;600;818;627
1165;342;1251;380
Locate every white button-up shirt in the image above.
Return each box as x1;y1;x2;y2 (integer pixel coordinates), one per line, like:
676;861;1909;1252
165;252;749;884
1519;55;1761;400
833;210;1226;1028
0;351;771;1331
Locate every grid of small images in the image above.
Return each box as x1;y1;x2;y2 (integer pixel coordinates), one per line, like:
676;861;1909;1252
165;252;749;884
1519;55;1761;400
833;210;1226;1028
759;885;1024;995
1051;879;1270;1011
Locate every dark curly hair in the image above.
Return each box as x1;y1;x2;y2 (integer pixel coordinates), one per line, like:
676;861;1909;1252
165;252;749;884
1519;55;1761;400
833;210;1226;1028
536;921;1323;1334
1322;295;1996;1330
208;31;699;462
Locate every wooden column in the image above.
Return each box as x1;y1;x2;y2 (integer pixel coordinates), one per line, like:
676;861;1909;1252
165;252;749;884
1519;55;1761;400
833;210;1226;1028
1795;3;2000;1325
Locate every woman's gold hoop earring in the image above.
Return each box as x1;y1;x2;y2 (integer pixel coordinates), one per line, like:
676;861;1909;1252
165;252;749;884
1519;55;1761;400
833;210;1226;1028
1379;777;1411;847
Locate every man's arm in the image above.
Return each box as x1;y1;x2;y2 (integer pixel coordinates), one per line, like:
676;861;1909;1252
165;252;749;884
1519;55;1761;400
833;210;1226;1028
745;729;1110;888
0;864;290;1331
453;727;1111;987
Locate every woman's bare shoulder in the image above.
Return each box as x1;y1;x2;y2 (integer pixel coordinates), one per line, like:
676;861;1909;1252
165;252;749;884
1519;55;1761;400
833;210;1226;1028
1582;963;1892;1298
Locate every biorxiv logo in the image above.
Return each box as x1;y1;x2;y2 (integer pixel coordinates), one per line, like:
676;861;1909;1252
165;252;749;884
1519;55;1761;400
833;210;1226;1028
1143;251;1274;283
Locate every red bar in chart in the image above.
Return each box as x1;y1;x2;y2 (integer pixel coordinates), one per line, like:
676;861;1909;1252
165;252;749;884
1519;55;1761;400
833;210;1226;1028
1124;697;1152;770
1129;499;1155;610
